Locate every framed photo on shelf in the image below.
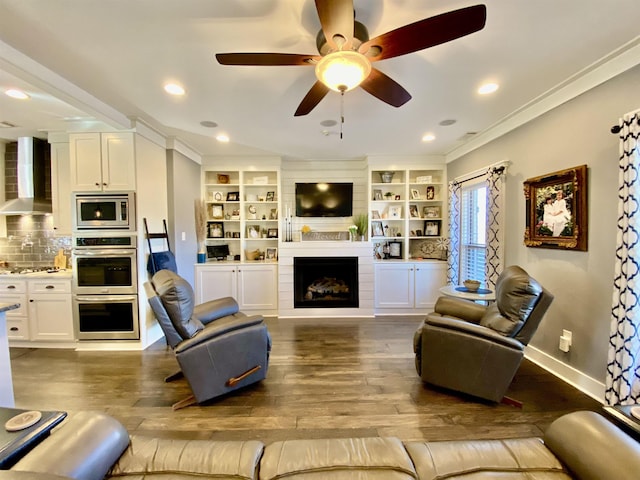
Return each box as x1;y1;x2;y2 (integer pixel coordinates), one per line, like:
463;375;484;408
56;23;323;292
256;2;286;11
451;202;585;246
210;204;224;219
208;222;224;238
409;205;420;218
269;208;278;220
410;188;421;200
424;220;441;237
371;209;381;219
426;186;435;200
373;189;383;200
226;191;239;201
389;240;402;259
266;247;278;261
423;206;441;218
371;221;384;237
247;225;261;239
389;206;402;219
266;191;275;202
267;228;278;238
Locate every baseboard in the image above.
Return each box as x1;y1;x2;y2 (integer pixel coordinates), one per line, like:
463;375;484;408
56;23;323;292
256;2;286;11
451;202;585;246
525;345;605;404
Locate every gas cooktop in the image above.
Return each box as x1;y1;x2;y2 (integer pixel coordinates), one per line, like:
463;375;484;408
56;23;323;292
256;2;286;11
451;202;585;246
0;266;61;275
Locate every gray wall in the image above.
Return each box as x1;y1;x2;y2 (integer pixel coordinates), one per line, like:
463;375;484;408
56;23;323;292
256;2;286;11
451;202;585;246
166;149;202;287
447;63;640;383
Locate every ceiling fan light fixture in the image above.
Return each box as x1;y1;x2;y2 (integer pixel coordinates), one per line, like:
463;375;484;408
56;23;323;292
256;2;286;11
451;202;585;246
315;51;371;92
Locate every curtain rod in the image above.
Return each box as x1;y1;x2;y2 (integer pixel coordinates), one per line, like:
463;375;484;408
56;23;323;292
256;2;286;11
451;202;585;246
453;166;505;186
611;116;640;134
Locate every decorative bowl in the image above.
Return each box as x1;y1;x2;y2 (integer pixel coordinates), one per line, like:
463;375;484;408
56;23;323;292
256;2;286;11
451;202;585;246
463;279;481;292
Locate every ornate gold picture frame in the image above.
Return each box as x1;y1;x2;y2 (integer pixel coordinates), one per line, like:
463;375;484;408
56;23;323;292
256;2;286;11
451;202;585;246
523;164;588;251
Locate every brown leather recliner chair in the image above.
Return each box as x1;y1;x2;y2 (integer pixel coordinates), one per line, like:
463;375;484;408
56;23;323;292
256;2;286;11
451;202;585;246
145;269;271;409
414;265;554;403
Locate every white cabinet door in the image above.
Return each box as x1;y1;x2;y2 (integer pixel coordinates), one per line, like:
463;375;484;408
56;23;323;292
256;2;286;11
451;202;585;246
50;141;72;234
28;294;74;341
101;132;136;191
195;266;238;304
69;133;103;191
237;264;277;310
414;262;447;309
374;263;414;308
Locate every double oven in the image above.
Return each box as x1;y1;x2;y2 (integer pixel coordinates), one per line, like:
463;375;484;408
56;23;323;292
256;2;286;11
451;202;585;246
72;193;139;340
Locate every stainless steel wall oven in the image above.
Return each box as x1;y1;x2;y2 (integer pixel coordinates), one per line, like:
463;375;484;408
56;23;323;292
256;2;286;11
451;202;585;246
72;233;139;340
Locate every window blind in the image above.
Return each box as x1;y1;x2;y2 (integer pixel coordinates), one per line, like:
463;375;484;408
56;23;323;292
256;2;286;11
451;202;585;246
460;183;487;283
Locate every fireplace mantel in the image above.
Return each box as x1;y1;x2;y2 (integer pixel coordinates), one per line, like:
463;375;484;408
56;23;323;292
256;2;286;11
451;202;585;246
278;241;374;317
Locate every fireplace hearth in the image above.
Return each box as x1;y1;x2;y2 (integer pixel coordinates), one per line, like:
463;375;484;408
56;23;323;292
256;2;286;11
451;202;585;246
294;256;358;308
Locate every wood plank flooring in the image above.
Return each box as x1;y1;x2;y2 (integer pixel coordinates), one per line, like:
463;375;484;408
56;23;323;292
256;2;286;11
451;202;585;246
9;316;601;444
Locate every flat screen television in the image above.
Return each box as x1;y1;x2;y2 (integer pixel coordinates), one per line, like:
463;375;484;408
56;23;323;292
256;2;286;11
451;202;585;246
295;182;353;217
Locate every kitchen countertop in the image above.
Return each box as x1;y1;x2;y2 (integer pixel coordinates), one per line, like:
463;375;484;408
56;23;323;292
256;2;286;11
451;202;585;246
0;270;72;279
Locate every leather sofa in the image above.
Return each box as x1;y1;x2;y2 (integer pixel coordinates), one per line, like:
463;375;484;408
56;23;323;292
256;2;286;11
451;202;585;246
4;409;640;479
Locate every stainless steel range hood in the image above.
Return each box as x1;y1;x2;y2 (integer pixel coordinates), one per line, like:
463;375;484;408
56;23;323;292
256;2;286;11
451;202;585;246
0;137;51;215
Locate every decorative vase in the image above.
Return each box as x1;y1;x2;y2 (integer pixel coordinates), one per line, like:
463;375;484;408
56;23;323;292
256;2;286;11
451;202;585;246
197;252;206;263
380;171;395;183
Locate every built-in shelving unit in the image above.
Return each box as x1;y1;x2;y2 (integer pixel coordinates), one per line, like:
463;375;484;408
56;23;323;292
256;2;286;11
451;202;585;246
202;169;280;262
369;167;447;261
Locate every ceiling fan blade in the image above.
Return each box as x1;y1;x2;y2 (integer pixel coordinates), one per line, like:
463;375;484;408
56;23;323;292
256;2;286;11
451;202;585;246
359;4;487;62
216;53;320;66
315;0;354;50
359;68;411;108
294;81;330;116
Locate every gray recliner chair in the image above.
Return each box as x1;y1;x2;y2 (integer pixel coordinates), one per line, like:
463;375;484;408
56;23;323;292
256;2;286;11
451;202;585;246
145;269;271;409
414;265;554;403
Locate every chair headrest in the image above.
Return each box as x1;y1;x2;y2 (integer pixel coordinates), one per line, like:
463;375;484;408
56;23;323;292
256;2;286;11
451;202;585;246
151;270;203;340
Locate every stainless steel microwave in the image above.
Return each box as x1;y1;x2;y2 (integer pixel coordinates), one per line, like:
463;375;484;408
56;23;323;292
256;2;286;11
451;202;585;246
73;192;135;231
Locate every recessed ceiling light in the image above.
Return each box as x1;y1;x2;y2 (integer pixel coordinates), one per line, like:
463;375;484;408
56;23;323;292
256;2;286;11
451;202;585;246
5;89;29;100
478;82;499;95
439;119;456;126
216;134;230;143
200;120;218;128
422;133;436;142
164;83;185;95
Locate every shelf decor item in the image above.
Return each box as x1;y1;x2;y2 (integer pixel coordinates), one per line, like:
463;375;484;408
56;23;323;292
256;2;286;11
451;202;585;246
380;171;395;183
353;213;368;240
217;174;230;184
194;199;208;263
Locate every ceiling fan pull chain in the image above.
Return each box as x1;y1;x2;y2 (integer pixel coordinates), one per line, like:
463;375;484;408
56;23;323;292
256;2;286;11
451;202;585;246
340;90;345;139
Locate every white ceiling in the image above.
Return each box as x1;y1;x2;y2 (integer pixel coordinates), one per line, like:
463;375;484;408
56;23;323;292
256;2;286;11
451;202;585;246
0;0;639;161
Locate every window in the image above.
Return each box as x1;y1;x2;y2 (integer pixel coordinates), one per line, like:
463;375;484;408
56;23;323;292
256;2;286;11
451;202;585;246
460;182;487;282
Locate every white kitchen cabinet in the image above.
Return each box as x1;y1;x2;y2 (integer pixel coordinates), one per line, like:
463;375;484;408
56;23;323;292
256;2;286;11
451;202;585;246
195;263;277;314
374;261;446;313
69;132;136;191
50;140;72;234
1;277;74;343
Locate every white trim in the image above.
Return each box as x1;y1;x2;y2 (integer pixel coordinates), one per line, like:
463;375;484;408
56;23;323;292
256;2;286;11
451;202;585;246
454;160;510;183
525;345;605;404
446;36;640;162
166;137;202;165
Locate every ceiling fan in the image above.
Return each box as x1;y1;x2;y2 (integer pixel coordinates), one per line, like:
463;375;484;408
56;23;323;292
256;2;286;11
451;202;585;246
216;1;486;117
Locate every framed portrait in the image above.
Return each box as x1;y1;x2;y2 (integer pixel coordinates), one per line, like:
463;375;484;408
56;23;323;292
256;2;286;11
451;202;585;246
371;209;381;219
389;240;402;259
371;221;384;237
246;225;261;239
415;229;423;237
424;220;441;237
210;203;224;219
409;204;420;218
373;189;383;200
524;164;588;251
269;208;278;220
267;228;278;238
266;191;275;202
266;247;278;261
394;195;401;200
226;191;239;201
410;188;421;200
389;206;402;218
426;186;435;200
208;222;224;238
423;206;441;218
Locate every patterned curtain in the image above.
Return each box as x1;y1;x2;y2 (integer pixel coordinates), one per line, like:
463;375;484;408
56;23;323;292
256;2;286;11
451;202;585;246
485;167;505;289
447;181;461;285
606;111;640;405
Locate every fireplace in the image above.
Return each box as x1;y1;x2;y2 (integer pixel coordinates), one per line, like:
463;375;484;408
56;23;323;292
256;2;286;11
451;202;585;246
294;257;359;308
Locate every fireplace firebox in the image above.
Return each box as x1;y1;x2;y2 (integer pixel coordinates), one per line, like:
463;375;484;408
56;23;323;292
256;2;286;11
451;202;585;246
294;257;359;308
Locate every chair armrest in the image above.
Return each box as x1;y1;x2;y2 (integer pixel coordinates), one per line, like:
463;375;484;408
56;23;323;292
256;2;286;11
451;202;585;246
175;314;265;353
425;315;524;350
193;296;239;325
434;296;486;323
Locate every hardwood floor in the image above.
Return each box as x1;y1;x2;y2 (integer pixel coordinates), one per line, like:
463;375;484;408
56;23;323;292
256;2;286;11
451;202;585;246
9;316;601;444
